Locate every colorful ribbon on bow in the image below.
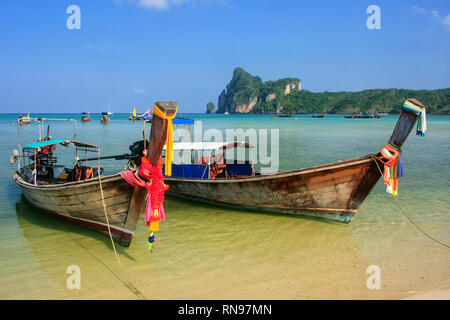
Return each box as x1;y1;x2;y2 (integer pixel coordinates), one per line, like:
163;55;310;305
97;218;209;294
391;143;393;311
402;99;427;137
138;156;169;251
152;104;177;176
378;143;403;196
120;157;168;252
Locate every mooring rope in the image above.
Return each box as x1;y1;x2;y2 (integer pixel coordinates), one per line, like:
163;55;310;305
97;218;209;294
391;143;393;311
369;154;450;249
98;175;148;299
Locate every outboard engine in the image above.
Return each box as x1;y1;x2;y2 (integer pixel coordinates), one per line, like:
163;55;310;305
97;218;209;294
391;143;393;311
128;140;149;166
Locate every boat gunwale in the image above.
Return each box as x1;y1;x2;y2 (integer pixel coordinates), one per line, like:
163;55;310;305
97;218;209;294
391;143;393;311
14;172;124;190
165;155;375;183
14;154;376;190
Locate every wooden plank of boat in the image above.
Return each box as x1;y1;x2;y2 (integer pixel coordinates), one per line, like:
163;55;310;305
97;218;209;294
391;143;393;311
165;156;377;222
13;101;178;246
164;103;421;223
14;173;139;245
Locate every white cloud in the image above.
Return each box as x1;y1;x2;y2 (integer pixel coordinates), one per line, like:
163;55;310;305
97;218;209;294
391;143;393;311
115;0;229;10
132;88;148;94
443;14;450;26
411;5;427;14
430;10;440;19
138;0;169;10
410;5;450;29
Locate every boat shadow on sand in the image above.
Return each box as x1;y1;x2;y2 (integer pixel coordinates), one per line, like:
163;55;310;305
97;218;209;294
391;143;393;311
15;195;136;261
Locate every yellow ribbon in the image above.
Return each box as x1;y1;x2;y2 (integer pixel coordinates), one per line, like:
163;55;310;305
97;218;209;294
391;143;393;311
152;104;177;176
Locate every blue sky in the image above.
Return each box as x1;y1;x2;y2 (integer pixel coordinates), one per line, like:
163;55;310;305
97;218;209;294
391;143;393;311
0;0;449;113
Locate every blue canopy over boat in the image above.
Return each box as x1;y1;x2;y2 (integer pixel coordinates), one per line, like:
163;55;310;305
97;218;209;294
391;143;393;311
172;118;194;125
23;139;99;150
147;117;194;125
23;139;66;150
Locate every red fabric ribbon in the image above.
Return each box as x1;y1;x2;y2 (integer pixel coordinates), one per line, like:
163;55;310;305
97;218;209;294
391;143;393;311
120;156;169;250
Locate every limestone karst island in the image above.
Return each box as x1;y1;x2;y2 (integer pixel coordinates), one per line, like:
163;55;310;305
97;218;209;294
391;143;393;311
206;68;450;115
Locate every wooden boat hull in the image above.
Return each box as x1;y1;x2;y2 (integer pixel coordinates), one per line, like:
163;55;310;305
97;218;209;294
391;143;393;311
165;105;422;223
19;119;31;125
14;173;146;246
165;156;381;223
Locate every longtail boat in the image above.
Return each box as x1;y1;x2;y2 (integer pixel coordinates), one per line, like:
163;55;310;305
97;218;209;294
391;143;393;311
12;102;178;246
81;112;91;122
100;112;110;124
18;112;32;125
151;98;426;223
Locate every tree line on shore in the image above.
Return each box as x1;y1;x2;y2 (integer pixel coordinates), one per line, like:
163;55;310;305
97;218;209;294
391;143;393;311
206;68;450;115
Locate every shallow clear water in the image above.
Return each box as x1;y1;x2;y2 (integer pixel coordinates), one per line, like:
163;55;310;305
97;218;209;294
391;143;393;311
0;113;449;299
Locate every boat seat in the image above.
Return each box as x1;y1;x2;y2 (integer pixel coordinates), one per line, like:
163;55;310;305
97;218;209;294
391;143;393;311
68;164;103;181
162;164;209;179
226;162;253;177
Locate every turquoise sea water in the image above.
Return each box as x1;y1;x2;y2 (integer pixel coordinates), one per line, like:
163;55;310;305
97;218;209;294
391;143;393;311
0;113;449;299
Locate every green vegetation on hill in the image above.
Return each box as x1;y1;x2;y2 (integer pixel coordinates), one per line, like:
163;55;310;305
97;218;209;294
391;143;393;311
215;68;450;114
275;88;450;114
206;101;216;114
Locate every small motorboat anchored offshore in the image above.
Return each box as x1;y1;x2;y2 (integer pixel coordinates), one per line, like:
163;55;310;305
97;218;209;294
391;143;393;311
100;112;110;124
345;113;381;119
81;112;91;122
18;112;32;125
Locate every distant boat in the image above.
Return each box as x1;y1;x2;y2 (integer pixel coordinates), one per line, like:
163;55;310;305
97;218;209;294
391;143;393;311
312;114;324;118
81;112;91;122
129;107;149;121
278;113;292;118
128;107;137;120
100;112;110;124
345;113;380;119
106;102;113;115
18;113;31;125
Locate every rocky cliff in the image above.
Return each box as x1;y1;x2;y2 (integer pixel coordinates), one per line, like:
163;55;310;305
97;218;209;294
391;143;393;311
213;68;450;114
216;68;301;114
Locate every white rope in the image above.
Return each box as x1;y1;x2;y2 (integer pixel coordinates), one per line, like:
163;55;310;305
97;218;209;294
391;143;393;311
98;175;147;299
370;155;450;249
